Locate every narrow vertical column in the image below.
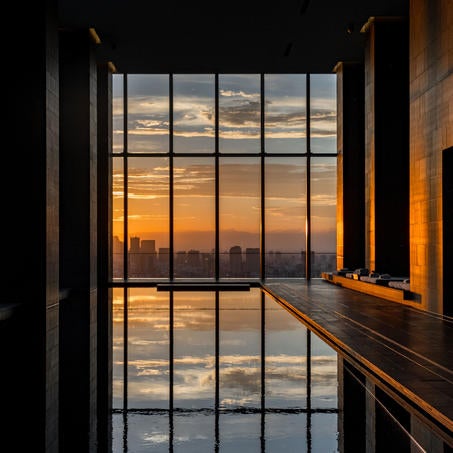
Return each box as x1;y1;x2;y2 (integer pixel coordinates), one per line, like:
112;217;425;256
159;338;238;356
3;1;59;451
334;62;365;271
97;61;114;453
59;29;99;453
362;17;409;275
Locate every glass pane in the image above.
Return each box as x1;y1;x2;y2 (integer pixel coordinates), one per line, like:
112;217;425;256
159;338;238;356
112;157;124;280
127;288;169;409
127;157;169;279
174;74;215;153
219;288;261;409
265;157;306;278
265;74;306;154
174;157;215;278
311;157;337;277
127;74;169;153
220;157;260;278
112;288;124;409
310;74;337;154
173;292;215;409
265;293;307;408
112;74;124;154
219;74;260;154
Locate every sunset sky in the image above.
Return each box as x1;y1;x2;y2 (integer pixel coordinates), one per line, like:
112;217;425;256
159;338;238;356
112;74;337;253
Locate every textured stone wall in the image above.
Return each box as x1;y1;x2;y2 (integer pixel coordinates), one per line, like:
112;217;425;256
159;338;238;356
409;0;453;312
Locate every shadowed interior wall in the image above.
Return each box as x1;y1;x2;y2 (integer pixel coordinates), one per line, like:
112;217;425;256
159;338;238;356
409;0;452;313
335;62;365;270
3;1;60;452
363;17;409;276
59;30;99;453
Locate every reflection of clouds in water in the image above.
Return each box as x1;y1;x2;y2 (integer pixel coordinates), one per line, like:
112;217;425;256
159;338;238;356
143;433;169;444
123;354;337;405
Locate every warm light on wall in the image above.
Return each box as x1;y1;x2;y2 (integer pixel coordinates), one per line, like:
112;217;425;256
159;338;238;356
88;27;101;44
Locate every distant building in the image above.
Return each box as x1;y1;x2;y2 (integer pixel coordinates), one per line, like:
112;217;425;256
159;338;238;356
187;249;200;267
140;239;155;253
245;248;260;276
129;236;140;253
229;246;242;277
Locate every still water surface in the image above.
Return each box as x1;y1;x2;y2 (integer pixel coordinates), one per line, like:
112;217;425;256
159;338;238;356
112;287;338;451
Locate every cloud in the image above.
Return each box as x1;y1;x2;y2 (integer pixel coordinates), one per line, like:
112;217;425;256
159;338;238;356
220;89;258;99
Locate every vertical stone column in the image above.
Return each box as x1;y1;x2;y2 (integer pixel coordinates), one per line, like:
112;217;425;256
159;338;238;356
3;1;59;451
59;29;98;453
334;62;365;270
409;0;452;313
362;17;410;276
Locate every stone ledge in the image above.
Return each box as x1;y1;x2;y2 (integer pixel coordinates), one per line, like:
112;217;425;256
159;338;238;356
321;272;421;305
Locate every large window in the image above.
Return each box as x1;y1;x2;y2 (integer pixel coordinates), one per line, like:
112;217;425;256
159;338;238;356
112;74;337;280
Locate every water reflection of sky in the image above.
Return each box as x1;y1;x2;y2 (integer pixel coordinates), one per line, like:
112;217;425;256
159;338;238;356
113;287;338;451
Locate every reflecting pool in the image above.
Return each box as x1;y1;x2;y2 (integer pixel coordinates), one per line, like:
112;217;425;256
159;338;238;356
112;287;338;452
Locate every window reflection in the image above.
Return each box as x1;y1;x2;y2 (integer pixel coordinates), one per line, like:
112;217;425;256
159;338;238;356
113;288;339;451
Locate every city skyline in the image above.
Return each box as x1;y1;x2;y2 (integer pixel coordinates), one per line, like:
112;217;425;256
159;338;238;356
112;73;337;257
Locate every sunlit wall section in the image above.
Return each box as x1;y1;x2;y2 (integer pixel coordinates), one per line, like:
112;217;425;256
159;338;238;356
311;157;337;276
310;74;337;154
219;74;260;154
112;288;124;409
265;74;306;154
127;74;169;153
127;157;169;279
219;288;262;409
173;292;215;409
174;74;215;154
112;158;124;280
174;157;215;278
127;288;170;408
219;157;261;278
265;157;307;277
112;74;123;154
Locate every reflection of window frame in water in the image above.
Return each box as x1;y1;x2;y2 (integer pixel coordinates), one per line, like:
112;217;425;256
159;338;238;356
113;288;341;452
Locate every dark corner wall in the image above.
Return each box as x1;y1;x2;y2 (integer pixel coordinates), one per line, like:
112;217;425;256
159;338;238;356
3;0;60;451
3;1;113;451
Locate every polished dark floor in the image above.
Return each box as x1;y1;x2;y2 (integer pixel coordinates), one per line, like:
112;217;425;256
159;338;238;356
263;279;453;446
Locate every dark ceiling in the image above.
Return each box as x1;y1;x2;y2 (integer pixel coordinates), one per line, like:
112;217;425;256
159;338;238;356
58;0;408;74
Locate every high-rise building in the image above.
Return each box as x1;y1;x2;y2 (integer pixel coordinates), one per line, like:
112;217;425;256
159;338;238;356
229;246;243;277
245;248;260;277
